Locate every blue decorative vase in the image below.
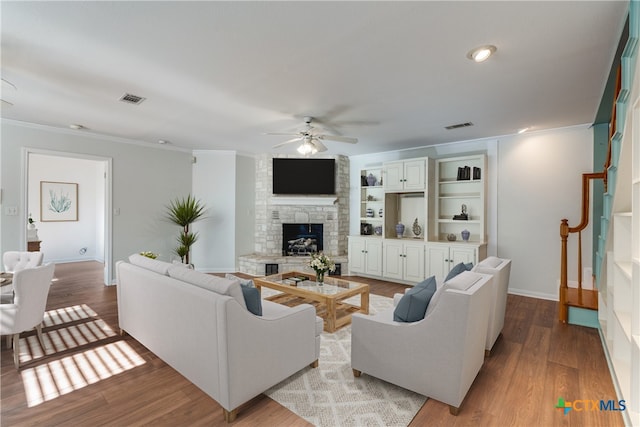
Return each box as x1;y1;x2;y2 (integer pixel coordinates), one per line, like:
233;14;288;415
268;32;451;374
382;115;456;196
461;229;470;241
395;223;405;238
366;173;377;186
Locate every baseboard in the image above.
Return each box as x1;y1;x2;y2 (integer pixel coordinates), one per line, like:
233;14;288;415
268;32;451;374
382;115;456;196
507;287;557;301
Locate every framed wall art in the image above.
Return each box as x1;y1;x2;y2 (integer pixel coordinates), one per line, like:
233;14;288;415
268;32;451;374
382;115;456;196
40;181;78;222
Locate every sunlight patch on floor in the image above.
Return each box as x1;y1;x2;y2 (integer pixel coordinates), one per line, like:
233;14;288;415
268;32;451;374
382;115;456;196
21;341;145;407
17;304;145;407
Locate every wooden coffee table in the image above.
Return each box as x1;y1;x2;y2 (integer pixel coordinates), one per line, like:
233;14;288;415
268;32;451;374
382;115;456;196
254;271;369;333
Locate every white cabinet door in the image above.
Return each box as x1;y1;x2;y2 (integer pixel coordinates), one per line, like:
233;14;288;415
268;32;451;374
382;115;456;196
426;244;449;282
383;161;404;191
364;239;383;276
450;246;476;266
403;241;425;283
349;237;366;274
383;160;426;191
383;240;404;280
403;160;426;191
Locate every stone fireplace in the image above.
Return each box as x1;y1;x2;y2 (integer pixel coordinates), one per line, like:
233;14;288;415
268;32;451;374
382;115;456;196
237;154;350;276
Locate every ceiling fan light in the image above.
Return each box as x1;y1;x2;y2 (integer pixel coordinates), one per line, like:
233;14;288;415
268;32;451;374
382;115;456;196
467;45;497;62
297;141;317;155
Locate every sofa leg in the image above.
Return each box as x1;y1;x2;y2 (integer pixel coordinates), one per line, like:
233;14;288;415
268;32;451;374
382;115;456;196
223;408;238;423
310;359;319;368
352;369;361;377
449;405;461;416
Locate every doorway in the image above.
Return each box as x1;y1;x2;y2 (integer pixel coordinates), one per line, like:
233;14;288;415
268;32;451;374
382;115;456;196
24;149;113;285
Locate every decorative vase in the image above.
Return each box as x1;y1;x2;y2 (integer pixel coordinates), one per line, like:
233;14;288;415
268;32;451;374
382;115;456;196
366;208;374;217
395;223;405;238
461;229;470;241
378;208;383;217
366;173;377;187
316;271;325;285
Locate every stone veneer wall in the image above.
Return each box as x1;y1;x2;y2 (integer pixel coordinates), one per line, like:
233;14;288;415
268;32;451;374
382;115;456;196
253;154;350;257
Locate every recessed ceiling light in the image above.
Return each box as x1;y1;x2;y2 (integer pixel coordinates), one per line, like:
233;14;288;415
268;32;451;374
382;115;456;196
467;45;497;63
69;124;84;130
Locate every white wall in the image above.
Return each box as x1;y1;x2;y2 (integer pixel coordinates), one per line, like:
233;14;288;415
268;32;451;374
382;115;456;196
191;150;238;272
349;125;593;300
235;154;255;262
1;120;193;282
28;154;105;263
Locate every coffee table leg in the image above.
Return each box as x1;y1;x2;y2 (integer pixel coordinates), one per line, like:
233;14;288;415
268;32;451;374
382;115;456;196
362;291;369;314
326;299;336;333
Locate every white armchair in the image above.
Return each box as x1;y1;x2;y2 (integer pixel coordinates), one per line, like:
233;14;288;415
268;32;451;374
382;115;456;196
2;251;45;302
472;256;512;355
351;271;493;415
3;251;44;273
0;263;55;368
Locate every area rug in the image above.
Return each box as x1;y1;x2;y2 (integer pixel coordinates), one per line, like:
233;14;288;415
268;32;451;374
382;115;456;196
262;290;427;427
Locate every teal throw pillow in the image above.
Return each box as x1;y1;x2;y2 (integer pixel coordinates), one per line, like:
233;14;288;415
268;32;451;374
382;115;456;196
226;274;262;316
393;276;437;322
445;262;473;282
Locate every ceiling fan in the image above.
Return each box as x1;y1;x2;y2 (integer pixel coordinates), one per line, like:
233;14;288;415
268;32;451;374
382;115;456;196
267;116;358;155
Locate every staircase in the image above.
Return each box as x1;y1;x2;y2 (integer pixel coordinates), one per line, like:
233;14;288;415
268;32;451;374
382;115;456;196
558;66;622;326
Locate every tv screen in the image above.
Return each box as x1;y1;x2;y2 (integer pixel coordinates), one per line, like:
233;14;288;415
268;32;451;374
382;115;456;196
272;158;335;195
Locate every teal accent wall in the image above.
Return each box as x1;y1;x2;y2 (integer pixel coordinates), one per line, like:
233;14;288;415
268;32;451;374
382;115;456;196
592;123;608;269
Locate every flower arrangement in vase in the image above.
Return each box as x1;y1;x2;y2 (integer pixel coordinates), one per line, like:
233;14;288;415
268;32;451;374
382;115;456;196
309;252;336;285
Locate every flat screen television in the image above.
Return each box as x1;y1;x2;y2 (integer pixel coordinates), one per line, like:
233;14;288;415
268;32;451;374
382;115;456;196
272;158;335;195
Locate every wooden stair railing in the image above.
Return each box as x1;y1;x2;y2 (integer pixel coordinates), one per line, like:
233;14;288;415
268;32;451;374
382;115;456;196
559;172;605;323
558;66;620;323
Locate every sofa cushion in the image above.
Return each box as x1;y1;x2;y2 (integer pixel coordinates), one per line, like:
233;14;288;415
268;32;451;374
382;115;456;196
168;267;247;310
393;276;437;322
226;274;262;316
446;271;483;291
129;254;173;275
478;256;503;268
444;261;473;282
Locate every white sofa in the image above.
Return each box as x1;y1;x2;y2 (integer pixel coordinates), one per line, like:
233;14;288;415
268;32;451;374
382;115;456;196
117;254;321;422
471;256;512;354
351;271;493;415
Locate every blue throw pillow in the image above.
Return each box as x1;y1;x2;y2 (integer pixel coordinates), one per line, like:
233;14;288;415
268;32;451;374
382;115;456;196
393;276;437;322
226;273;262;316
240;283;262;316
445;262;473;282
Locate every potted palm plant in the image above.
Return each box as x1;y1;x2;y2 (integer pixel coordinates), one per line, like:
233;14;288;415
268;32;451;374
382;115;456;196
165;194;206;265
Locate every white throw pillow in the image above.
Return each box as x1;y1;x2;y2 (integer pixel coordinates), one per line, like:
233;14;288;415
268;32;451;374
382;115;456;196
168;267;247;310
478;256;503;269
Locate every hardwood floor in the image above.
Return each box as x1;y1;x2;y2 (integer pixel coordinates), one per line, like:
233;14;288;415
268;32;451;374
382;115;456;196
1;261;624;426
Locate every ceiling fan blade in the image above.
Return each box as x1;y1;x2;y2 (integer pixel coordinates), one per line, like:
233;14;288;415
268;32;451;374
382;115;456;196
272;137;302;149
264;132;301;136
318;134;358;144
313;139;328;152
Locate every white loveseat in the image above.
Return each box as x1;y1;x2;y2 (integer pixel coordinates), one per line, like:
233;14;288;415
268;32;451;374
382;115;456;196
351;271;493;415
117;254;321;422
471;256;512;354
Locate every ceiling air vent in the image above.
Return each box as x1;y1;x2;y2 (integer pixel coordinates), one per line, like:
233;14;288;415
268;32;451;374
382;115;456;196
445;122;474;130
119;93;146;105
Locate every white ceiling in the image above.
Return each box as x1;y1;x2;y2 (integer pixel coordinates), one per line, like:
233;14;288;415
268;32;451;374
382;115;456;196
0;1;629;156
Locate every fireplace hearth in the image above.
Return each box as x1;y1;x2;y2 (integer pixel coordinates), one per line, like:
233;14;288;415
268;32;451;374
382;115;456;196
282;223;323;256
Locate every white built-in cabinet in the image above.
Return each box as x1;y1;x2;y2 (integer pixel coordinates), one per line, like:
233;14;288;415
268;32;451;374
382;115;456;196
425;242;485;283
382;240;425;283
349;154;487;285
599;70;640;426
383;159;426;191
348;237;383;276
